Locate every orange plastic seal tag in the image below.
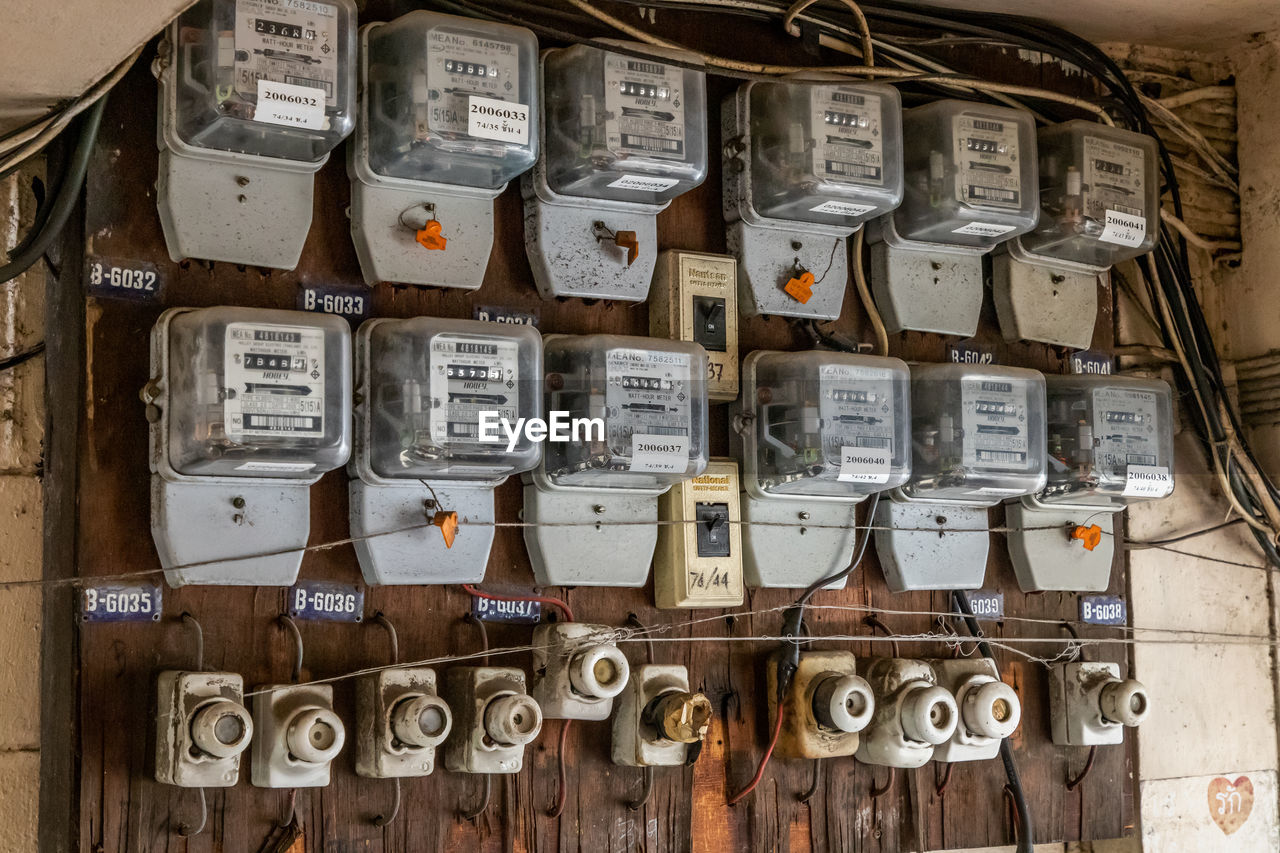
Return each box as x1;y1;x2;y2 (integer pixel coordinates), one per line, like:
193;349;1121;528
784;271;815;304
416;220;447;251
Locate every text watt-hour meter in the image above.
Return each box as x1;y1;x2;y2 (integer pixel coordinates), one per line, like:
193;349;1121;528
523;43;708;301
145;307;352;586
724;79;903;320
874;363;1046;592
349;10;539;289
350;318;542;585
1008;374;1174;592
868;100;1039;337
155;0;356;269
732;350;911;588
994;120;1160;348
523;334;709;587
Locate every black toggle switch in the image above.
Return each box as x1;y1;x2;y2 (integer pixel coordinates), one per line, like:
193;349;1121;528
695;501;731;558
692;295;727;353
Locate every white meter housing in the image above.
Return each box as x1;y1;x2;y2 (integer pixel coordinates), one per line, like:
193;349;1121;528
145;307;351;586
349;11;539;288
724;80;903;320
523;43;708;301
875;363;1046;591
995;121;1160;348
1008;375;1174;592
155;0;356;269
732;350;911;588
524;334;709;586
868;100;1038;336
350;317;542;584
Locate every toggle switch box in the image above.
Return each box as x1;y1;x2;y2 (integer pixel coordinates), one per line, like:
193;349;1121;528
768;651;874;759
531;623;631;721
355;667;452;778
654;459;744;609
155;671;253;788
442;667;542;774
251;683;346;788
651;250;739;402
1048;661;1149;746
612;664;711;767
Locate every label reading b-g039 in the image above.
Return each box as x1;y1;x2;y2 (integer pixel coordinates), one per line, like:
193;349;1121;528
817;363;896;484
428;335;519;447
953;115;1021;209
224;323;325;442
235;0;339;105
604;55;686;162
812;87;884;187
960;378;1030;471
606;348;692;471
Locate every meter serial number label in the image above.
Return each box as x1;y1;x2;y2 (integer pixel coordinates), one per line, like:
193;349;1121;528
630;434;691;473
471;596;541;624
80;583;162;623
297;284;368;320
963;589;1004;621
1123;464;1173;498
288;580;363;621
468;96;529;145
224;323;326;441
1080;594;1126;626
256;80;326;129
86;256;163;302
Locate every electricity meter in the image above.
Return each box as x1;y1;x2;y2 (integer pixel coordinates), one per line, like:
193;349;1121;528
144;307;351;586
523;42;708;301
731;350;910;588
994;121;1160;348
1008;374;1174;592
724;79;903;320
874;363;1046;591
523;334;709;587
868;100;1039;336
155;0;356;268
349;11;539;288
349;318;542;584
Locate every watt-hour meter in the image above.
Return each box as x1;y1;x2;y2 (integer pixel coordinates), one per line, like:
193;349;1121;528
994;121;1160;348
1008;374;1173;591
348;11;538;289
724;79;903;320
523;43;708;301
349;318;542;584
874;363;1046;591
731;350;910;588
155;0;356;269
144;307;351;586
523;334;709;586
868;100;1038;336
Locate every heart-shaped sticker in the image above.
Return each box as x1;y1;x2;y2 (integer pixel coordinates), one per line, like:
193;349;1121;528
1207;775;1254;835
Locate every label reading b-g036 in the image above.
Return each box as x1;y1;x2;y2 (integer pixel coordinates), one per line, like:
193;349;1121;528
428;334;519;447
606;348;692;469
235;0;339;105
817;363;896;483
960;378;1030;471
953;115;1021;209
604;55;686;162
812;87;884;186
288;580;364;622
224;323;325;442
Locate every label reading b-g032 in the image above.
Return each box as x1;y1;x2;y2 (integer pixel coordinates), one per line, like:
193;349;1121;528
428;334;519;447
224;323;325;442
960;378;1030;471
605;348;692;469
953;115;1021;209
1083;135;1147;246
817;363;896;483
604;55;686;162
812;87;884;187
235;0;339;105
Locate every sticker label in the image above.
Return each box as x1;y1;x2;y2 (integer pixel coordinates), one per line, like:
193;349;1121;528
630;433;691;473
235;461;316;473
818;363;898;473
1123;464;1173;498
297;284;368;321
812;87;885;186
224;323;326;441
1093;387;1164;486
838;446;892;483
86;256;164;302
604;54;686;162
606;348;693;463
952;221;1018;238
428;335;519;448
1080;594;1126;626
471;596;542;624
964;590;1004;621
1100;209;1146;247
288;580;364;622
953;114;1022;209
607;174;681;193
425;30;522;138
961;377;1031;471
234;0;339;106
467;95;529;144
80;583;162;623
1083;134;1147;243
1070;350;1114;375
255;79;326;129
810;200;877;217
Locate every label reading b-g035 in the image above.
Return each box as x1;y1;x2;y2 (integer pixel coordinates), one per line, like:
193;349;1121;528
235;0;339;105
224;323;325;442
812;87;884;187
960;378;1030;471
604;55;686;162
605;348;692;469
953;115;1021;209
428;334;519;447
817;363;896;483
79;583;163;623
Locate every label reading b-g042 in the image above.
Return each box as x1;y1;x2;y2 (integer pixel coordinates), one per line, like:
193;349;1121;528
224;323;325;442
235;0;338;108
428;334;519;447
953;114;1021;209
961;378;1030;471
604;54;686;162
606;348;692;470
79;583;162;623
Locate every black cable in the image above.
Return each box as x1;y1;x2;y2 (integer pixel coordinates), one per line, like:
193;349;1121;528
0;342;45;373
1129;518;1246;548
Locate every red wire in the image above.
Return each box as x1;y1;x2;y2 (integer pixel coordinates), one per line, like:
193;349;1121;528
461;584;575;622
547;718;572;818
727;702;786;805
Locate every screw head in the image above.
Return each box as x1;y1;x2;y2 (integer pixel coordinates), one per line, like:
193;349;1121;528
231;496;246;509
593;505;606;515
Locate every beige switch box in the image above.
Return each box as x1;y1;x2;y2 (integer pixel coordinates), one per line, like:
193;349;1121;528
651;250;739;401
654;459;744;609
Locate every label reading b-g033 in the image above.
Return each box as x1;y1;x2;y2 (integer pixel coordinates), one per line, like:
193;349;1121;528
818;363;896;483
604;55;686;162
605;348;692;465
224;323;325;442
812;87;884;186
428;334;519;447
960;378;1030;471
234;0;339;105
426;30;523;140
953;115;1021;209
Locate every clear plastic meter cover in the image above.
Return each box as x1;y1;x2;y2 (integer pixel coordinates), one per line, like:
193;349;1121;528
363;11;539;188
164;308;351;478
746;351;911;499
748;81;903;226
542;44;708;204
362;318;542;481
1039;374;1174;506
893;100;1039;249
169;0;356;162
1021;120;1160;268
542;335;709;490
904;363;1047;503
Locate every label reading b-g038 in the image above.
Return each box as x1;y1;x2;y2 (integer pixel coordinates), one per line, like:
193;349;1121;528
1091;386;1164;484
960;378;1030;471
235;0;339;105
953;115;1021;209
604;55;686;162
606;348;692;469
425;29;524;141
817;363;896;483
224;323;325;442
812;87;884;187
428;334;519;447
1084;135;1147;246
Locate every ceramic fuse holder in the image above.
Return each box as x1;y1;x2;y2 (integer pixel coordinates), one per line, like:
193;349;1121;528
442;667;542;774
768;650;875;759
1048;661;1149;746
532;623;631;721
855;658;959;769
612;664;712;767
251;684;345;788
155;671;254;787
356;667;452;778
929;658;1022;762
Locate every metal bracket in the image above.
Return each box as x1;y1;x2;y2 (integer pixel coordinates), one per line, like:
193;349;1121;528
740;494;859;589
873;497;991;591
522;483;659;587
1005;501;1117;592
991;244;1100;349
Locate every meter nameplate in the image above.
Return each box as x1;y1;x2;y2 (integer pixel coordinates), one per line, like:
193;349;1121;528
606;348;692;463
603;54;686;162
426;30;523;139
961;378;1030;471
1092;387;1163;485
79;583;162;623
952;115;1022;209
288;580;364;622
838;446;891;483
86;256;164;302
234;0;339;107
255;80;325;129
1080;594;1126;626
812;88;885;186
1070;351;1114;375
471;596;542;624
607;175;680;193
630;434;690;473
963;589;1004;621
1083;135;1147;246
428;335;519;448
818;363;897;471
1123;464;1173;498
224;323;325;442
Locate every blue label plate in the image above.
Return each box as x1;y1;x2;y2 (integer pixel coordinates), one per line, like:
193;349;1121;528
288;581;364;622
471;596;542;624
85;256;164;302
297;284;370;321
79;583;162;622
1070;350;1114;375
963;589;1004;621
947;340;997;365
1080;594;1126;626
473;305;539;327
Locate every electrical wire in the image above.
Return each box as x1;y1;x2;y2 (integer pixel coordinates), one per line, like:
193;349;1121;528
461;583;575;622
1128;517;1247;548
851;228;888;356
